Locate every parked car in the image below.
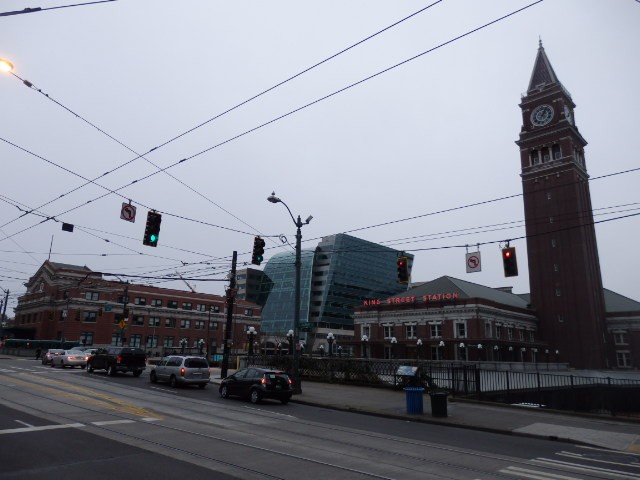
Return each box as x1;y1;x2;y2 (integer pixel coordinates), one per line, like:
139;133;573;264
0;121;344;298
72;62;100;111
86;346;146;377
150;356;210;388
41;348;65;365
219;367;293;404
51;350;89;368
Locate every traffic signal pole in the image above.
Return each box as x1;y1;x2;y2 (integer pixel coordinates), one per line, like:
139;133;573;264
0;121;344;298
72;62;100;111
220;251;237;379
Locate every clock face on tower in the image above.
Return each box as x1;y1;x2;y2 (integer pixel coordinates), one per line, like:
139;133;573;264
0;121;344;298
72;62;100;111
530;104;554;126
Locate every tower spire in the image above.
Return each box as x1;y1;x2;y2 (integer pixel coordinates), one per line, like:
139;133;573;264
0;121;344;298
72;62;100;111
527;40;562;94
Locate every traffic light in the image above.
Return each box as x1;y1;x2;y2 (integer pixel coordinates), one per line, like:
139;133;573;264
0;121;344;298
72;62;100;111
143;211;162;247
502;247;518;277
251;236;265;265
397;256;410;283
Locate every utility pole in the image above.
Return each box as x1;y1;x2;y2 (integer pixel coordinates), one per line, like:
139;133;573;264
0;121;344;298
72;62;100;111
220;251;237;379
118;284;129;346
1;289;8;320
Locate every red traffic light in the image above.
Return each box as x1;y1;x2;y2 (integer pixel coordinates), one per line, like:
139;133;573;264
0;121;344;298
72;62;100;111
501;247;518;277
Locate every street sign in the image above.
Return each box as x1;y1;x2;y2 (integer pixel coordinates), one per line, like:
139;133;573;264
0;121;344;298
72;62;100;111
118;319;127;329
120;203;137;223
299;322;313;332
466;252;482;273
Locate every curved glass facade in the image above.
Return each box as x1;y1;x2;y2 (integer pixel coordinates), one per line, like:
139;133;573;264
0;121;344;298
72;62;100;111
258;250;315;334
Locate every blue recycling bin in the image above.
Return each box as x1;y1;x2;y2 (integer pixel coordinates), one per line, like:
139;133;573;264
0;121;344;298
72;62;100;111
404;387;424;414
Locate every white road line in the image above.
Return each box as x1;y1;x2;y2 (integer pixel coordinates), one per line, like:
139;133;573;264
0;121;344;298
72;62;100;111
558;451;640;469
15;420;34;428
501;466;582;480
0;423;85;435
140;417;162;422
532;458;640;479
91;420;136;426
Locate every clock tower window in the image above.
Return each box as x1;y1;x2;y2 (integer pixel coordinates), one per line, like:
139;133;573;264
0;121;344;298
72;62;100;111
530;150;540;166
552;144;561;160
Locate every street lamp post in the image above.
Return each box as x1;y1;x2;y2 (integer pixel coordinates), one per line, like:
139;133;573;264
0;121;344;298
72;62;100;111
327;332;335;357
416;339;423;360
477;343;483;362
268;192;312;395
458;342;466;361
390;336;397;359
247;326;256;356
319;344;324;357
361;334;368;358
337;345;342;358
438;340;445;360
206;305;213;362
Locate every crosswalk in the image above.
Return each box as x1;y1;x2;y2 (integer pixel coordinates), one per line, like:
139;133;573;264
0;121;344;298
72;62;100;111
0;365;86;374
499;448;640;480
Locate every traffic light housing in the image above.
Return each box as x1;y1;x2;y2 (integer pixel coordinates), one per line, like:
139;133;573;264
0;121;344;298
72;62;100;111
251;236;265;265
143;211;162;247
502;247;518;277
397;256;410;283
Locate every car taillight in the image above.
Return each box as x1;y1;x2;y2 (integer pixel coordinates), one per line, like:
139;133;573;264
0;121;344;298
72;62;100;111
180;367;185;377
261;377;267;385
288;377;292;385
117;356;123;364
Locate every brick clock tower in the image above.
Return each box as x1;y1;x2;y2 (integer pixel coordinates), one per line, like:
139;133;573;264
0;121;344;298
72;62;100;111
516;42;609;369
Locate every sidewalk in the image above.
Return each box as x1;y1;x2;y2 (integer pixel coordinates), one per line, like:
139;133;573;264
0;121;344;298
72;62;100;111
209;368;640;453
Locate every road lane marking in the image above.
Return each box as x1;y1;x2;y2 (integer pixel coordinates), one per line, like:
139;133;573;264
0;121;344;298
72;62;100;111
91;420;136;426
14;420;34;427
0;423;85;435
501;466;581;479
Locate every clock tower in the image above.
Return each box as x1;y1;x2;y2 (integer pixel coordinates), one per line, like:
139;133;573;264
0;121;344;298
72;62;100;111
516;42;609;369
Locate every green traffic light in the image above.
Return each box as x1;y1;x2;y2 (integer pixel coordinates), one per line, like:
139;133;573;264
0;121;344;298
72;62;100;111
257;255;263;263
150;234;157;242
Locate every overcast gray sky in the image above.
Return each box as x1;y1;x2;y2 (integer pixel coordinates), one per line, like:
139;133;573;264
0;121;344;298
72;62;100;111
1;0;639;315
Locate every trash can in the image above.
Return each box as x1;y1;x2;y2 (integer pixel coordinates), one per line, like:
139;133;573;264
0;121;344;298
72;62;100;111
404;387;424;414
429;391;448;417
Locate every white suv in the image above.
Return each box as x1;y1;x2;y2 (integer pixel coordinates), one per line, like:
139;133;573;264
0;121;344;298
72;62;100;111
150;356;210;388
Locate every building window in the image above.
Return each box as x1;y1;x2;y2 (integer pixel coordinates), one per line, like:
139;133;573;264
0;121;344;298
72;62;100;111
405;325;416;339
180;319;191;329
167;301;178;309
383;325;394;339
519;329;524;341
182;302;192;310
614;332;627;345
496;325;502;339
209;321;218;330
244;309;253;316
195;320;205;330
528;331;535;342
212;305;220;313
455;321;467;339
132;316;144;326
129;334;142;348
149;317;160;327
362;325;371;338
134;297;146;305
80;332;94;346
83;311;97;323
430;346;442;361
196;304;207;312
151;299;162;307
616;351;631;368
507;327;513;340
146;335;158;348
485;323;492;338
430;324;442;338
85;292;99;301
165;318;176;328
111;332;122;346
163;336;175;347
530;150;539;165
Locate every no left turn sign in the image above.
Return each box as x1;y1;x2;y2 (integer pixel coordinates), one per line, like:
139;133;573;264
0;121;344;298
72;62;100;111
120;203;137;223
466;252;481;273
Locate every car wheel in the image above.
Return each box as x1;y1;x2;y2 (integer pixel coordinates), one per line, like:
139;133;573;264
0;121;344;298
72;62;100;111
281;398;290;405
250;389;261;404
133;370;142;378
107;365;117;376
198;383;206;389
169;375;178;388
150;371;157;383
220;385;229;399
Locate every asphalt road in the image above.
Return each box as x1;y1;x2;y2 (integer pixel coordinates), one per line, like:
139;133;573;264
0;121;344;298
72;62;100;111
1;357;639;480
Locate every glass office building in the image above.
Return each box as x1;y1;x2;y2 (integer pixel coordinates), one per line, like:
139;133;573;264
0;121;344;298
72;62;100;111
258;233;412;338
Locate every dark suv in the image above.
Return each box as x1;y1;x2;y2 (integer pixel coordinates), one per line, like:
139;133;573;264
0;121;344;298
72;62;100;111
87;346;146;377
219;367;293;404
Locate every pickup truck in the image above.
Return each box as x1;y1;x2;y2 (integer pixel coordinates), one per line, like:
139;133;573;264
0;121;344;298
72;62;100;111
87;346;147;377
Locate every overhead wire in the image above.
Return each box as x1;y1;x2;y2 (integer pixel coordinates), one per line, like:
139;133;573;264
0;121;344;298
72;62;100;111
0;1;543;247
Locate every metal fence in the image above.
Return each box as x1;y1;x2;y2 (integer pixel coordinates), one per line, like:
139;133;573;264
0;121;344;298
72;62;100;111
246;355;640;418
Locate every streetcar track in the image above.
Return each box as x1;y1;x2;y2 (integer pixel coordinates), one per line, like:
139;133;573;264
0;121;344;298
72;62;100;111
1;366;636;480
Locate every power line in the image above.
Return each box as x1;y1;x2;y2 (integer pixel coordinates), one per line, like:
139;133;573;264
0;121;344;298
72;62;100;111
0;1;116;17
1;1;543;244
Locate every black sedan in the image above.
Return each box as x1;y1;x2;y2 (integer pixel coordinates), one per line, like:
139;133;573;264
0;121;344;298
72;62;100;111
219;367;293;404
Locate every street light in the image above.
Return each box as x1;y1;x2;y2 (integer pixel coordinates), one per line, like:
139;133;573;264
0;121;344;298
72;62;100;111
458;342;466;361
0;59;14;73
361;334;368;358
247;326;256;356
319;344;325;357
286;329;294;356
438;340;445;360
337;345;342;358
268;192;312;395
390;336;397;359
327;332;335;357
416;339;423;360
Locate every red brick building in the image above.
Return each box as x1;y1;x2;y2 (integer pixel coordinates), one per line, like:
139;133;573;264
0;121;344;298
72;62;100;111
11;261;261;356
